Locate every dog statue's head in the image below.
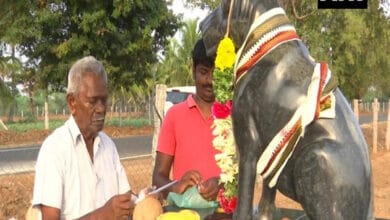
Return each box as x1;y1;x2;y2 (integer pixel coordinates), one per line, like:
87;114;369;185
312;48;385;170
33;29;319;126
199;0;280;57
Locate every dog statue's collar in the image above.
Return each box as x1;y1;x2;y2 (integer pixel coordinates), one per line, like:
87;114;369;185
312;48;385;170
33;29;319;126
234;7;300;83
257;62;336;188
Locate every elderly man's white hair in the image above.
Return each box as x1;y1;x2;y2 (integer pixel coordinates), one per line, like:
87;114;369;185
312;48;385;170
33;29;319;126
67;56;107;94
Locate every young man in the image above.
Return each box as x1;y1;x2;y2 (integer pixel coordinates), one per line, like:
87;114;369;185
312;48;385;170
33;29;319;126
32;56;136;219
152;39;221;201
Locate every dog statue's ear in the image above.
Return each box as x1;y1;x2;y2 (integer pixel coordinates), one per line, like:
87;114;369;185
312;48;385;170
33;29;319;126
220;0;232;17
199;1;228;57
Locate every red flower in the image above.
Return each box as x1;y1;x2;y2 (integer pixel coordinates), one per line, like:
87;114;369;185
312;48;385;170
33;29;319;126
217;188;237;214
212;100;233;119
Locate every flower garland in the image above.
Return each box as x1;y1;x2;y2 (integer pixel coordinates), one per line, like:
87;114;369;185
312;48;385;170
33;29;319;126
211;37;238;214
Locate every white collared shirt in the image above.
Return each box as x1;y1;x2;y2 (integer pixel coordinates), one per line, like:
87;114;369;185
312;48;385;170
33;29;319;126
32;116;130;219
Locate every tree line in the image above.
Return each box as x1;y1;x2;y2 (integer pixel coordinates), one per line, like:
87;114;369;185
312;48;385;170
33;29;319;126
0;0;180;125
185;0;390;99
1;0;389;126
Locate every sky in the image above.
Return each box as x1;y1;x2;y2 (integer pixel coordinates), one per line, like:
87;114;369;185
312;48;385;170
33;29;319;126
169;0;209;25
379;0;390;19
168;0;210;42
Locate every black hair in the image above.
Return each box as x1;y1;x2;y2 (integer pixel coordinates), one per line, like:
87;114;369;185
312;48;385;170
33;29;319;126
192;38;215;68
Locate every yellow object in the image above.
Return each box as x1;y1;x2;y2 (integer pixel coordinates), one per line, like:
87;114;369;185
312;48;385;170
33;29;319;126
157;209;200;220
215;37;236;71
215;207;225;213
133;197;163;220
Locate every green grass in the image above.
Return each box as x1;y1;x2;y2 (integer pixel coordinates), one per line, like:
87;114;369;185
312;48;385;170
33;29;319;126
2;117;151;132
5;120;66;132
105;117;150;127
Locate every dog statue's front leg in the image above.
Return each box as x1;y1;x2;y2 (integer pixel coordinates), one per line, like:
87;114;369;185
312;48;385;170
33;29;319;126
255;183;276;220
234;154;257;220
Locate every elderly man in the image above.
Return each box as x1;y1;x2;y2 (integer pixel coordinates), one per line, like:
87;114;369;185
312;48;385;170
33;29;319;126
32;56;136;219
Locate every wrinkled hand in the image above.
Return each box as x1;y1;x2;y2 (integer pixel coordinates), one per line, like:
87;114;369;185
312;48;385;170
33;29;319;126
198;177;220;201
103;192;135;219
172;170;202;194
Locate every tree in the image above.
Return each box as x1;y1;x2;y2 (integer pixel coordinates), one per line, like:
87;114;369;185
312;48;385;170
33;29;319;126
0;0;180;128
362;0;390;98
157;19;200;86
283;0;390;100
0;1;39;118
184;0;390;100
185;0;220;10
0;43;24;122
0;0;180;90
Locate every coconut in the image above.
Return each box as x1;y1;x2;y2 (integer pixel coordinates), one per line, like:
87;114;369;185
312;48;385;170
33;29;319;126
133;197;163;220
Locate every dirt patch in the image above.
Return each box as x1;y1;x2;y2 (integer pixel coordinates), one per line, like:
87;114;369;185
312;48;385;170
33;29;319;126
0;130;53;147
0;124;389;219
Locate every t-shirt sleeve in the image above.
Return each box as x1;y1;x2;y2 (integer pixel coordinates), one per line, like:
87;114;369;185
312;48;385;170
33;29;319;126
156;108;176;155
32;136;64;209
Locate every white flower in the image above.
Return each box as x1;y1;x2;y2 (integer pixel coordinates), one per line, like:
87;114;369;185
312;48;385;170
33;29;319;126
213;116;239;195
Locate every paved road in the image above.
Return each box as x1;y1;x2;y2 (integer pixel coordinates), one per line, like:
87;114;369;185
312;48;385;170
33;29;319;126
359;113;387;125
0;135;152;175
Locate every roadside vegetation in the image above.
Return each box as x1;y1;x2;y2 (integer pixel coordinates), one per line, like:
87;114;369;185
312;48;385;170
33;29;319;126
3;117;150;132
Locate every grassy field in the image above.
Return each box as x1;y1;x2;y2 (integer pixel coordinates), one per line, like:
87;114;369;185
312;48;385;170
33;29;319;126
1;116;150;132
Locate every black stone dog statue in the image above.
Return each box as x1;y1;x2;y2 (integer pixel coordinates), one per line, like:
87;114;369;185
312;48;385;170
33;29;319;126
199;0;373;219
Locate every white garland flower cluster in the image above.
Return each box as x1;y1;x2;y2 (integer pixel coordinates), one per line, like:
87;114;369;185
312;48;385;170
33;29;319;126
212;117;238;196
